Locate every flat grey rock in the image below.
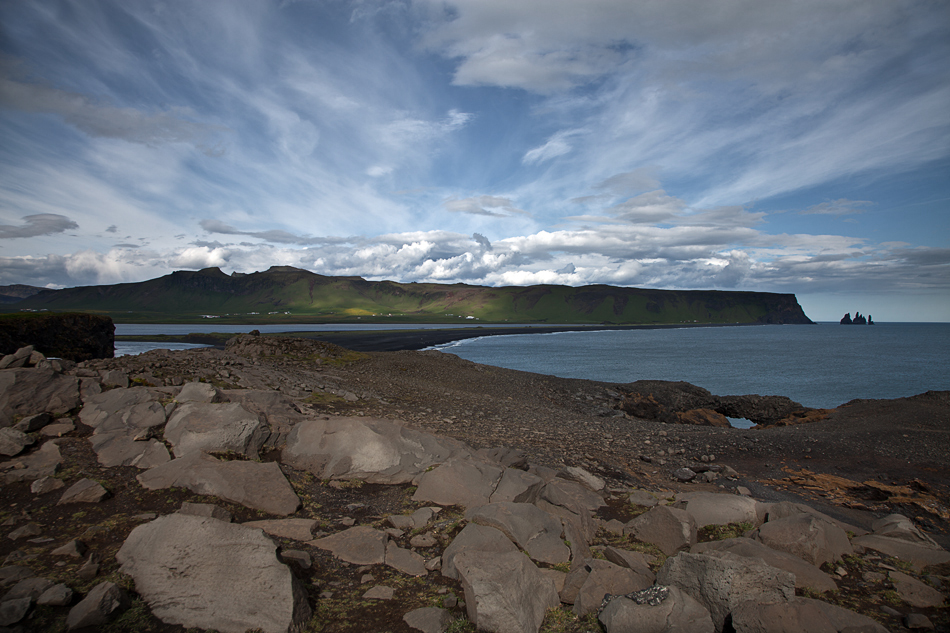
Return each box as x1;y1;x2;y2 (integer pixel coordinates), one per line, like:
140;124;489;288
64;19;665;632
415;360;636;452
244;518;317;542
137;451;300;516
628;490;659;508
178;501;231;522
309;526;389;565
413;456;504;509
540;478;606;515
692;537;838;593
731;597;889;633
117;514;310;633
673;491;762;528
386;541;428;576
558;465;605;491
851;534;950;573
57;478;108;504
363;585;395;600
466;501;569;565
454;549;559;633
889;570;947;608
88;432;170;469
3;576;54;600
283;415;472;484
871;514;939;547
753;513;852;567
175;382;223;403
164;402;267;459
624;505;697;556
0;597;31;626
603;546;656;580
404;606;453;633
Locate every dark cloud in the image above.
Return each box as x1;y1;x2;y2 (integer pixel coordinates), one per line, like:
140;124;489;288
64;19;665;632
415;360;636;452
0;214;78;239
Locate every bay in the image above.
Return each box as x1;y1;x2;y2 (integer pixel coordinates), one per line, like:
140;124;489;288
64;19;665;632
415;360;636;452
430;323;950;410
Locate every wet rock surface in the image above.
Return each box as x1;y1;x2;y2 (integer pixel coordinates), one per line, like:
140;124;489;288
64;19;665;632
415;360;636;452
0;336;946;632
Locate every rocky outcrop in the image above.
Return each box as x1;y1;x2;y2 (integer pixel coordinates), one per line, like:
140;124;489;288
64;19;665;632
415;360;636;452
0;313;114;361
619;380;819;427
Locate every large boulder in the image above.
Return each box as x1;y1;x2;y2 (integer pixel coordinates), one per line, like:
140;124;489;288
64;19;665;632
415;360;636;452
624;505;697;556
282;416;471;484
454;550;559;633
116;514;311;633
673;492;762;528
753;514;852;567
599;586;714;633
0;368;81;427
164;402;268;459
0;427;34;456
137;451;300;515
441;524;519;581
657;551;795;632
466;502;570;565
692;537;838;593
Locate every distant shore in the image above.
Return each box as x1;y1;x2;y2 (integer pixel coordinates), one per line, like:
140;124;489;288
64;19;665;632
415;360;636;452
228;322;759;352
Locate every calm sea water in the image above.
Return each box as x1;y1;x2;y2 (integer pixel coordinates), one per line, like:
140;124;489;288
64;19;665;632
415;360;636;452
429;323;950;410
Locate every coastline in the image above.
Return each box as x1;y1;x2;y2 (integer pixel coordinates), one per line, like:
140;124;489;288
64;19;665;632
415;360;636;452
114;321;763;352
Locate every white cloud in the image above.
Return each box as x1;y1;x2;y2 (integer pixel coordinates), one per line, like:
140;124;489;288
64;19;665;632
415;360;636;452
442;195;528;217
522;130;580;165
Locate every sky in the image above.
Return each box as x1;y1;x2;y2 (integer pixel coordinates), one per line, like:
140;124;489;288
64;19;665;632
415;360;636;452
0;1;948;322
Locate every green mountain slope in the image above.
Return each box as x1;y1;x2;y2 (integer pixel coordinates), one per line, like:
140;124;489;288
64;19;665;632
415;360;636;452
7;266;813;324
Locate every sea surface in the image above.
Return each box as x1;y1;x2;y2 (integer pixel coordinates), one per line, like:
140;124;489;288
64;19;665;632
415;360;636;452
429;323;950;410
115;322;949;412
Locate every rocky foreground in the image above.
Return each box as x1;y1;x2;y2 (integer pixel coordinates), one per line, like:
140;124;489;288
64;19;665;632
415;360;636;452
0;333;948;633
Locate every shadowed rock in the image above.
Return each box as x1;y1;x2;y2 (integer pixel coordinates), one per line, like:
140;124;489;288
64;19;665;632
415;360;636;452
692;537;838;593
0;368;81;427
599;586;714;633
657;551;795;632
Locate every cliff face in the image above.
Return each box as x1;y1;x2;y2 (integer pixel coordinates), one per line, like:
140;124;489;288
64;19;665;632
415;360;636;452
10;267;813;325
0;313;114;360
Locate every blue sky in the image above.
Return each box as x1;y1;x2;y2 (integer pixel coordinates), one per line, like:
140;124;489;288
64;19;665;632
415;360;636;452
0;0;948;321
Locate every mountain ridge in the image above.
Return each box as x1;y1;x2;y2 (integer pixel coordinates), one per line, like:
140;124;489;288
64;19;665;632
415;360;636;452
5;266;813;325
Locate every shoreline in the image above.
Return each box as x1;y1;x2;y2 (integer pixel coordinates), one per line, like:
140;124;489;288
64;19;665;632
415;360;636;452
116;321;763;352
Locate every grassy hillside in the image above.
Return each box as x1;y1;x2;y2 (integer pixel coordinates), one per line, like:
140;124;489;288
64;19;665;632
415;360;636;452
5;266;813;325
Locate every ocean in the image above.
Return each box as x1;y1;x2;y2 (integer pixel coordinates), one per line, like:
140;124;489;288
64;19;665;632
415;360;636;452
429;323;950;410
115;322;949;412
